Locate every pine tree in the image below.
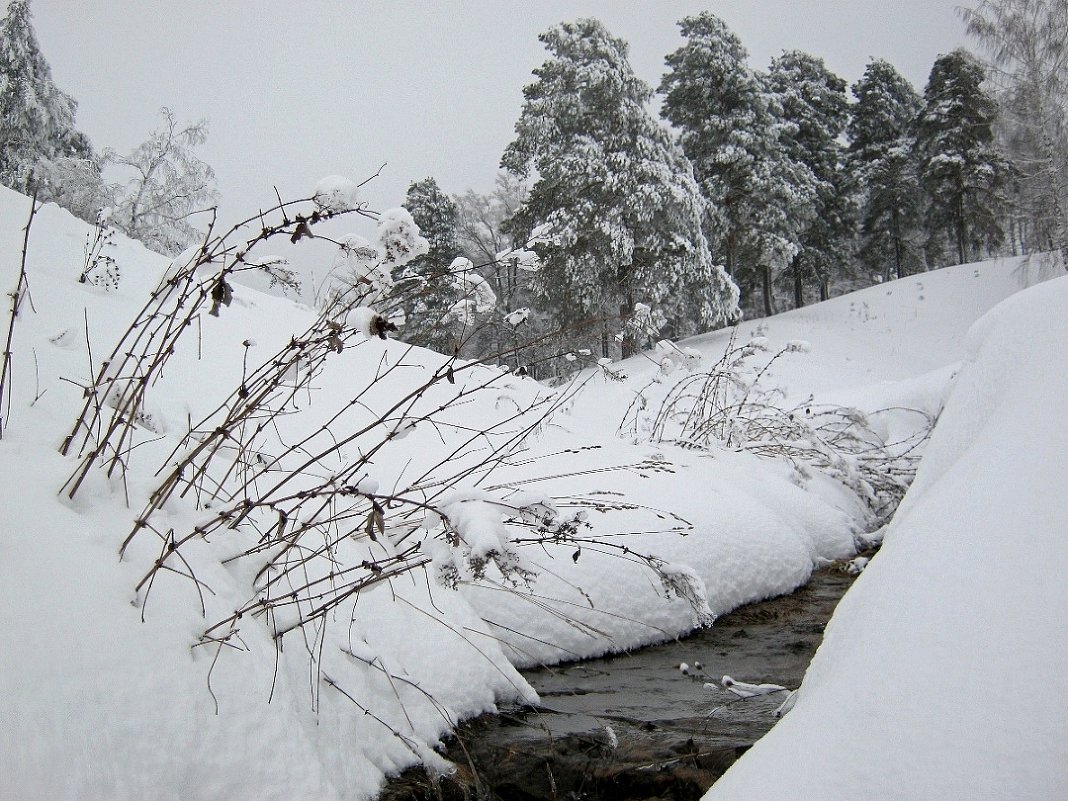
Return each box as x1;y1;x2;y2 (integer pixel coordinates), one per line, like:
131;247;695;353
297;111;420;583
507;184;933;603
848;59;926;280
660;13;816;318
502;18;737;357
0;0;93;192
962;0;1068;267
396;176;464;353
767;50;853;306
915;49;1009;265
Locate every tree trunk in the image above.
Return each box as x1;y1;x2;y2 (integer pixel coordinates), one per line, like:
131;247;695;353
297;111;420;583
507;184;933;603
956;191;968;265
1028;66;1068;272
793;268;803;309
762;264;775;317
892;207;904;279
1039;132;1068;272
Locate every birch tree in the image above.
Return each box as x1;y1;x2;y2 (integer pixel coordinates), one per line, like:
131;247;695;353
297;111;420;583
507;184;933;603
962;0;1068;267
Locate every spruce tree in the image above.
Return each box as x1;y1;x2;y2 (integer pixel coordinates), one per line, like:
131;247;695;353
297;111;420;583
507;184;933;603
915;49;1009;265
396;176;463;353
848;59;926;280
502;18;737;357
0;0;92;192
767;50;853;306
660;13;816;317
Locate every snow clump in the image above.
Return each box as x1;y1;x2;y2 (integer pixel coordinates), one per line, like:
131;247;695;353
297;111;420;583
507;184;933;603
496;247;541;272
312;175;360;213
376;208;429;267
330;234;393;306
344;306;378;338
504;307;531;327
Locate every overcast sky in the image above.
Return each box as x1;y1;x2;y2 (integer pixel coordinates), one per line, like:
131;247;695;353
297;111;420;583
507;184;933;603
30;1;973;227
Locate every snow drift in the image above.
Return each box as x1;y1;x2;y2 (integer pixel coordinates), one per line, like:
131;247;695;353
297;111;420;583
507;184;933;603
705;274;1068;800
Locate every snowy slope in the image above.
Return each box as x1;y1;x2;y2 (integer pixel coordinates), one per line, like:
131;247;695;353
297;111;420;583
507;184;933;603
0;188;545;801
0;184;1061;800
466;251;1060;667
704;276;1068;800
566;251;1061;421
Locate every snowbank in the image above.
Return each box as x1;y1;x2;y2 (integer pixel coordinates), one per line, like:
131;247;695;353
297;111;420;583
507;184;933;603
705;275;1068;800
0;188;537;801
0;189;857;799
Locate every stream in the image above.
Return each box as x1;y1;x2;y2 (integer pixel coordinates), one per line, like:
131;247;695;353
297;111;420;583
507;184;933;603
383;564;861;801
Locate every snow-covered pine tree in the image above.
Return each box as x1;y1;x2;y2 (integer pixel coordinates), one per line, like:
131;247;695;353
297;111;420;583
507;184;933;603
962;0;1068;268
915;49;1009;265
106;108;218;256
767;50;854;306
848;59;926;280
502;18;738;359
395;176;464;353
659;12;816;318
0;0;94;195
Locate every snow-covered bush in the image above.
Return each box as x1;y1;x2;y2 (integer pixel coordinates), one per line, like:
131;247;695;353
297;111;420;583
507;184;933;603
621;331;935;522
78;207;119;289
322;233;395;307
375;206;430;268
446;256;497;327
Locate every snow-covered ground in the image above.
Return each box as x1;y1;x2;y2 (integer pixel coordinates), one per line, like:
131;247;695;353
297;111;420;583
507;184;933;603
0;185;1063;800
703;272;1068;800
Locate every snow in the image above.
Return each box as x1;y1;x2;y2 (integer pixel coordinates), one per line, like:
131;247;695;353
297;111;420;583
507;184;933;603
1;184;1065;800
503;307;531;327
704;275;1068;800
718;676;789;698
0;189;530;800
495;247;541;272
312;174;361;213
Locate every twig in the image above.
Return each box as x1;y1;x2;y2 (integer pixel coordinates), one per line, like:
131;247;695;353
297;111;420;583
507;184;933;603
0;190;39;438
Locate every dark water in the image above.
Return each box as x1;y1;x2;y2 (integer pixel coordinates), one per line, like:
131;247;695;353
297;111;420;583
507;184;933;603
383;566;859;801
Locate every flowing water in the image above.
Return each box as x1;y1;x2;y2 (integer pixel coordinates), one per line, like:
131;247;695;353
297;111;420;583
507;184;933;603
383;565;860;801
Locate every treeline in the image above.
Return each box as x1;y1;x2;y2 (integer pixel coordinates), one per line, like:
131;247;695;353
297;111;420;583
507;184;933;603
3;0;1065;376
390;4;1066;376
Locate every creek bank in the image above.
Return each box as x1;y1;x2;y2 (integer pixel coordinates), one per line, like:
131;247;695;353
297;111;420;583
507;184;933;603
382;564;863;801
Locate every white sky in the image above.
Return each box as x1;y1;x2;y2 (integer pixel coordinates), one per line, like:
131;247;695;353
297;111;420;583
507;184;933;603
30;1;972;227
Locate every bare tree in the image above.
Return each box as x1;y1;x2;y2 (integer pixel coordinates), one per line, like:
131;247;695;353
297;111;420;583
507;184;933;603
454;173;528;312
106;107;219;255
962;0;1068;268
